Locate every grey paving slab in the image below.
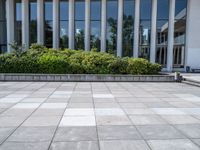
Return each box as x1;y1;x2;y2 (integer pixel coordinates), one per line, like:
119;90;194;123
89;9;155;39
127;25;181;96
50;141;99;150
0;127;16;144
0;116;27;127
7;127;56;142
175;124;200;138
148;139;200;150
161;115;200;124
96;116;132;125
0;142;50;150
100;140;151;150
54;127;97;141
136;125;185;140
130;115;167;125
97;125;142;140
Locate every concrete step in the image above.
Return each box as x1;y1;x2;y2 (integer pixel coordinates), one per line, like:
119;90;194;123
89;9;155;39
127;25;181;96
183;78;200;87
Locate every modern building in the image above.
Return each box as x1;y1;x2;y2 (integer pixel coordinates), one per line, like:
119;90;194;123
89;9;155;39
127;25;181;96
0;0;200;72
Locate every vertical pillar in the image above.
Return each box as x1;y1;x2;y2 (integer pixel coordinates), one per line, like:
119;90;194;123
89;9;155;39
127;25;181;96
101;0;106;52
53;0;59;48
6;0;15;52
37;0;44;44
133;0;140;58
117;0;123;57
85;0;90;51
167;0;175;72
150;0;157;63
69;0;75;49
22;0;29;49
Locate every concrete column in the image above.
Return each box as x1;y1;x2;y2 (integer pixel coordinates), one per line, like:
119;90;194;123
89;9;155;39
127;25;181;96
166;0;175;72
37;0;44;44
6;0;15;52
69;0;75;49
133;0;140;58
53;0;59;49
150;0;157;63
85;0;90;51
101;0;106;52
22;0;29;49
117;0;123;57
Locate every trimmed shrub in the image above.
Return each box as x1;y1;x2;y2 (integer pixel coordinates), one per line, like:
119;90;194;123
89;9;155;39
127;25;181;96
0;44;162;74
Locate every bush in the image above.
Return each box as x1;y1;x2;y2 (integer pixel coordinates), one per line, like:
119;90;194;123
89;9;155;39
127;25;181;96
0;44;162;74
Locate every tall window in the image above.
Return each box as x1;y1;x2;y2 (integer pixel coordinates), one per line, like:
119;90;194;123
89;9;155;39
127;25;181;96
0;0;7;53
29;0;37;45
44;0;53;48
60;0;69;49
173;0;187;68
106;0;118;55
139;0;152;60
156;0;169;66
15;0;22;45
123;0;134;57
90;0;101;51
75;0;85;50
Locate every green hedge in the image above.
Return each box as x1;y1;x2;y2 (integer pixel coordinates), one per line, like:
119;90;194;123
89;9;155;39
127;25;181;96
0;44;162;74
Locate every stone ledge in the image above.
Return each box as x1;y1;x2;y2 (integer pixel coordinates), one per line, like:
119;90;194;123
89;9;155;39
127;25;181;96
0;74;175;82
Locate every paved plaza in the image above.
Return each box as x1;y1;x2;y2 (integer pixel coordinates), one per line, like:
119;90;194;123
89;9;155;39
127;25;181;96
1;82;200;150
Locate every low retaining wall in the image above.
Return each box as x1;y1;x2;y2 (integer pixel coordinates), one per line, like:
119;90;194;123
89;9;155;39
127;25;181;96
0;74;175;82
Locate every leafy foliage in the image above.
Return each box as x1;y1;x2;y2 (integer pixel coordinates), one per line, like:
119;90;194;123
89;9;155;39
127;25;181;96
0;44;162;74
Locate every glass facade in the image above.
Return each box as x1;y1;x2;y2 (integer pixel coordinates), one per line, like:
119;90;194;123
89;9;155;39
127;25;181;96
173;0;187;67
106;0;118;55
123;0;134;57
0;0;7;53
44;0;53;48
60;0;69;49
75;0;85;50
156;0;169;66
90;0;101;51
15;0;22;45
29;0;37;45
139;0;151;60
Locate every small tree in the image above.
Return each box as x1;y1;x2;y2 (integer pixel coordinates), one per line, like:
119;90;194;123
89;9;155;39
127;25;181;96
9;42;25;57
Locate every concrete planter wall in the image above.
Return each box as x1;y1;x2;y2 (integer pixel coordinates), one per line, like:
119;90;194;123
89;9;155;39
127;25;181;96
0;74;175;82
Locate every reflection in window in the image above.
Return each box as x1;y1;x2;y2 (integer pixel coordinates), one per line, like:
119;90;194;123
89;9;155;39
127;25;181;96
44;0;53;48
123;0;134;57
29;0;37;45
0;0;7;53
60;0;68;49
90;0;101;51
75;0;85;50
139;0;151;60
173;0;187;67
156;0;169;66
106;0;118;55
15;0;22;45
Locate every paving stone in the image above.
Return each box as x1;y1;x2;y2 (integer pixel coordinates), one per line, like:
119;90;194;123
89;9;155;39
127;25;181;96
94;103;120;108
21;98;47;103
54;127;97;141
95;108;125;116
93;94;114;98
67;103;94;108
0;142;50;150
0;127;16;144
100;140;150;150
0;116;26;127
175;124;200;138
64;108;94;116
136;125;185;140
130;115;167;125
152;108;186;115
12;103;41;109
0;108;34;117
191;139;200;147
32;109;65;116
119;103;147;108
50;141;99;150
97;126;142;140
148;139;200;150
124;108;155;115
161;115;200;124
59;116;96;126
96;116;132;125
22;116;61;127
7;127;56;142
39;103;67;109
